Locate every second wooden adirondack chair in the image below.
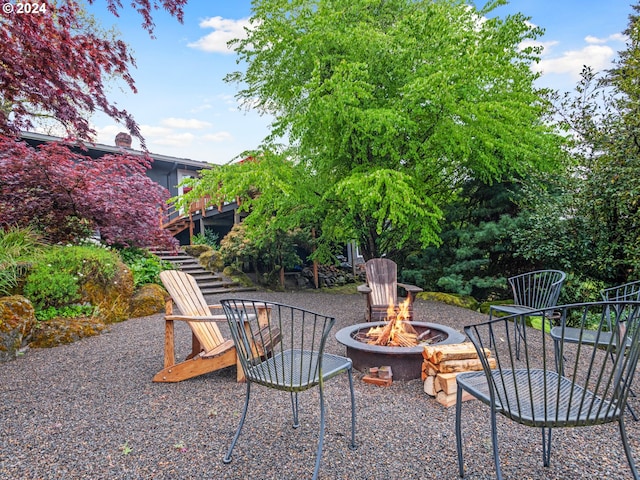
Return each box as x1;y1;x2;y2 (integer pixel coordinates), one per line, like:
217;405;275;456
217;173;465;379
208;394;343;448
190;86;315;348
357;258;423;322
154;270;271;383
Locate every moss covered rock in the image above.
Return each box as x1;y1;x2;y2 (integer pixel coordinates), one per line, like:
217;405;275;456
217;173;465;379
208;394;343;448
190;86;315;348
81;261;134;323
184;244;211;257
129;283;167;318
222;266;255;287
416;291;479;311
29;316;107;349
0;295;36;362
199;249;224;272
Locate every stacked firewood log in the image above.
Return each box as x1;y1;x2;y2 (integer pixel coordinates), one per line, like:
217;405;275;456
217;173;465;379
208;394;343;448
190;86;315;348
422;343;496;407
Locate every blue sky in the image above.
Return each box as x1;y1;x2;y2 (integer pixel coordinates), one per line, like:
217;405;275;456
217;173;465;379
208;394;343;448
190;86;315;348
83;1;634;164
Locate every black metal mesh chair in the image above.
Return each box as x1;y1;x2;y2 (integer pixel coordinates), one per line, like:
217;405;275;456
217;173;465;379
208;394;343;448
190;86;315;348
456;301;640;480
550;280;640;420
220;299;357;480
489;269;567;358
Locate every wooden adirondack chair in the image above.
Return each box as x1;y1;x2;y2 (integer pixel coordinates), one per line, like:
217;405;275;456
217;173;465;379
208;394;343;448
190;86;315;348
357;258;423;322
154;270;268;383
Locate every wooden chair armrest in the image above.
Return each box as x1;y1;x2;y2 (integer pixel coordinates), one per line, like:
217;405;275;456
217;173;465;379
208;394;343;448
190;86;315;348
357;284;371;294
398;283;423;294
201;339;235;358
165;314;228;322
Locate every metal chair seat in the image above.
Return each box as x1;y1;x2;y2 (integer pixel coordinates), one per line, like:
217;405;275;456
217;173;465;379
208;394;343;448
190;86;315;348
457;369;621;427
550;327;632;350
246;349;353;391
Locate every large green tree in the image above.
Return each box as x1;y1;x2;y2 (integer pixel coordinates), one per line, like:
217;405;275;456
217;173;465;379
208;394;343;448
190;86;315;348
188;0;565;262
516;3;640;286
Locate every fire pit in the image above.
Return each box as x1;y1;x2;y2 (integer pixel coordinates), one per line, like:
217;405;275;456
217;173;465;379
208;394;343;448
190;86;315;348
335;321;465;381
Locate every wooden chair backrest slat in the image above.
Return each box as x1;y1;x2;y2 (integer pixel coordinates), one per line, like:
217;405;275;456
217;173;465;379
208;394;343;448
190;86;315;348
160;270;225;351
365;258;398;306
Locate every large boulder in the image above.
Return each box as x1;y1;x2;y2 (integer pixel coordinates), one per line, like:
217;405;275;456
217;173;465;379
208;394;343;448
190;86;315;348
199;249;224;272
129;283;167;318
0;295;36;362
81;261;134;323
184;244;211;257
29;316;107;348
223;266;254;287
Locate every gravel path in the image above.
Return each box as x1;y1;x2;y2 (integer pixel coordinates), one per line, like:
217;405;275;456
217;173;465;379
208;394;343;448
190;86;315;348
1;290;638;479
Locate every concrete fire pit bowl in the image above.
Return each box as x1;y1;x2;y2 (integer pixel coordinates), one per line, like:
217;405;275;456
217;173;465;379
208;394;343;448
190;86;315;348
335;322;466;381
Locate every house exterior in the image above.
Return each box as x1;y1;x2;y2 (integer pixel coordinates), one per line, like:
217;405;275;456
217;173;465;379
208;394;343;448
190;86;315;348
20;131;241;246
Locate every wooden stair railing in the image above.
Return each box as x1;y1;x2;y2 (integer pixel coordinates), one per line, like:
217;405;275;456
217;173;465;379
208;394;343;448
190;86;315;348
159;196;212;240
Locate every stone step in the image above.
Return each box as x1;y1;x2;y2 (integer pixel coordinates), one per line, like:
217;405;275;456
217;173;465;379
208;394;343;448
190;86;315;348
201;285;257;296
150;249;255;295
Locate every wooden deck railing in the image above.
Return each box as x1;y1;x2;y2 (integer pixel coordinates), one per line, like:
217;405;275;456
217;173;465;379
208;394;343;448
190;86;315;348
160;196;212;240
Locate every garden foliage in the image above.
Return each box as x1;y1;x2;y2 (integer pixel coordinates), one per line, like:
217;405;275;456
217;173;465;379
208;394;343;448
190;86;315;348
0;135;176;248
23;245;119;311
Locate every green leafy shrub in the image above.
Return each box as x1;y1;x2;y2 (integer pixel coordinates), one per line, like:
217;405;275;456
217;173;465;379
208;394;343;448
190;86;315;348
118;247;171;287
35;304;97;322
23;245;119;311
192;229;219;249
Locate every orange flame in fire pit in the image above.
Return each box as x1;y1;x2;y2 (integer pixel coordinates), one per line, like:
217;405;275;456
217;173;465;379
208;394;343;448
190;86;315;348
366;297;418;347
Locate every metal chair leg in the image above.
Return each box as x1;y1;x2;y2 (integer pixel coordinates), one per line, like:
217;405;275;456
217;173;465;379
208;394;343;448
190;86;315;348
619;415;640;479
312;383;326;480
541;427;552;467
515;316;525;360
489;406;503;480
455;387;465;478
347;367;357;450
224;381;251;464
291;392;300;428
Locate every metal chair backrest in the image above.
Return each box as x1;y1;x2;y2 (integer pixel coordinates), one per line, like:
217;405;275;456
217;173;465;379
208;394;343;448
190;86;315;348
468;301;640;427
221;299;335;390
601;280;640;302
599;280;640;333
508;269;566;310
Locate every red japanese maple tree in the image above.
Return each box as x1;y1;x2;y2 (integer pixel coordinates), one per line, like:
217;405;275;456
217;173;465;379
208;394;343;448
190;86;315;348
0;1;187;247
0;0;187;141
0;135;176;248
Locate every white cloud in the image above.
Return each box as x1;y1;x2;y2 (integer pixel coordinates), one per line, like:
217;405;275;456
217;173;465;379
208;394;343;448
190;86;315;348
533;44;616;79
152;132;197;147
586;33;627;44
189;103;213;113
187;17;250;54
161;117;212;129
139;125;173;137
203;131;233;142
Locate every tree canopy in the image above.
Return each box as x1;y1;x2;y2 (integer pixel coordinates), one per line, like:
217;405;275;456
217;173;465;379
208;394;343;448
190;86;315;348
0;135;175;248
186;0;566;262
0;0;186;142
515;3;640;285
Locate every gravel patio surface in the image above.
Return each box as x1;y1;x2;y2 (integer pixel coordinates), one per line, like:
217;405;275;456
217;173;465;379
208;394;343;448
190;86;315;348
1;290;639;479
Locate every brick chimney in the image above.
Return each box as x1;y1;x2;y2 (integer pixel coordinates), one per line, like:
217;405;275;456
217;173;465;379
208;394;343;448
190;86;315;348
115;132;132;148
